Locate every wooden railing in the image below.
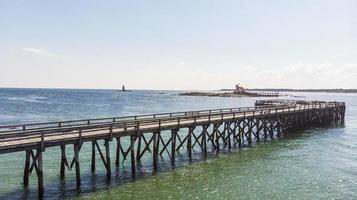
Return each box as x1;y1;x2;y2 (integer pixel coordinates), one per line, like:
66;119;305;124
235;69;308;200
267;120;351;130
0;100;345;153
0;105;280;133
0;105;293;138
255;99;345;107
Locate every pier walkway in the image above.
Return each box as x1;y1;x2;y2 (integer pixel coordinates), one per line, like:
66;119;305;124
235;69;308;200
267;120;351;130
0;100;346;196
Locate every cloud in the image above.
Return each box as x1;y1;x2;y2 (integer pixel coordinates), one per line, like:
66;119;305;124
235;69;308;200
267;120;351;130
176;62;185;66
21;48;54;57
234;63;357;88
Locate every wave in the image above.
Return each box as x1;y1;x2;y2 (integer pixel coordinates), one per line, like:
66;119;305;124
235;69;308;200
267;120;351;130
6;95;48;103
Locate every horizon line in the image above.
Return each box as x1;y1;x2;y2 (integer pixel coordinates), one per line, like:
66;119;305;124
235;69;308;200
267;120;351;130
1;86;357;91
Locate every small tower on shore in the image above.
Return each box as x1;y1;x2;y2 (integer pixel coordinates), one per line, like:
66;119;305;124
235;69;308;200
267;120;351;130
122;85;126;91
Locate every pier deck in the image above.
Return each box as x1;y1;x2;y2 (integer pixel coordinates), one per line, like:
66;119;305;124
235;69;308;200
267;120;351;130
0;100;346;196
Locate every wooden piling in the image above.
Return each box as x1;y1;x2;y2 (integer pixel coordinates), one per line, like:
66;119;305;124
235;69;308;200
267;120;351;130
153;132;158;170
202;126;207;157
91;141;96;173
23;150;30;187
215;124;220;151
60;145;66;179
248;119;253;145
187;128;192;158
105;139;111;178
136;135;142;161
37;149;44;196
130;135;136;177
116;137;120;167
74;144;80;186
171;129;177;167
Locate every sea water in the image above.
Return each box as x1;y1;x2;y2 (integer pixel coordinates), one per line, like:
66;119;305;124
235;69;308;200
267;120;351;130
0;88;356;199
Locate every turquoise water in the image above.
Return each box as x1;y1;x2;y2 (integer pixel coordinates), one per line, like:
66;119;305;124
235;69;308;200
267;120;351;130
0;89;356;199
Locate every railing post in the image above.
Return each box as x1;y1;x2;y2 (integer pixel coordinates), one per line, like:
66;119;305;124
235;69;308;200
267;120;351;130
40;131;45;151
78;129;82;145
109;125;113;141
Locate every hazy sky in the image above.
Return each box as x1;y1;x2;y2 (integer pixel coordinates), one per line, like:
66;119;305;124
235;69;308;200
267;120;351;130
0;0;356;90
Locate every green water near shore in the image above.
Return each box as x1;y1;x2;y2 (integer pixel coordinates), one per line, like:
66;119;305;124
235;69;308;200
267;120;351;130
79;127;356;200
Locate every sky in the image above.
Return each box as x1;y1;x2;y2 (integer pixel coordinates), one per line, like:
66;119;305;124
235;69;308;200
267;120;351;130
0;0;356;90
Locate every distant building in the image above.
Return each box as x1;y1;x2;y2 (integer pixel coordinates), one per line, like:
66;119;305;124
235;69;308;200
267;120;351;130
234;83;245;94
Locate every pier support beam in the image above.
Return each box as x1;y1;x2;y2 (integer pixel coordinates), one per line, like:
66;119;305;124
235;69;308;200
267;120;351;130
202;125;208;157
105;139;111;178
91;141;96;173
171;129;177;167
116;137;121;167
23;149;44;196
187;128;192;158
60;145;67;179
227;123;232;149
136;135;142;161
214;124;220;151
130;135;136;177
37;149;44;196
153;132;159;170
74;144;80;186
23;150;30;187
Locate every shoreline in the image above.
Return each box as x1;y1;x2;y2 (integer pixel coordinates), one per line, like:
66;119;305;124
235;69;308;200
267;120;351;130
179;92;278;98
221;88;357;93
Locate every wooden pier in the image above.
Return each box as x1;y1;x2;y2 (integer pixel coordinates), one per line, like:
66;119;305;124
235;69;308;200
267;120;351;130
0;100;345;196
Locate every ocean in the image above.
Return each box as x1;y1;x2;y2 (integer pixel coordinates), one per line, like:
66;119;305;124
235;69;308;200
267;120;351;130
0;88;356;199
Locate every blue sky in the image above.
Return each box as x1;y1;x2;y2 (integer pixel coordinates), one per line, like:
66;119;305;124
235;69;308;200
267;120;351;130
0;0;356;89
